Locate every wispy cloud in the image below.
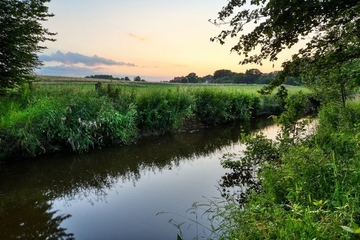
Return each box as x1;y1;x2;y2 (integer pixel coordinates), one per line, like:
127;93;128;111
39;51;137;67
128;33;147;41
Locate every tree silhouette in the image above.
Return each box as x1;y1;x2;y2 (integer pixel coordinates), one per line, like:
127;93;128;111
0;0;56;94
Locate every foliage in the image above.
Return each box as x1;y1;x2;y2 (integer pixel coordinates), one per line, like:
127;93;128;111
187;72;199;83
0;91;138;160
0;83;306;161
0;0;56;94
301;58;360;106
274;91;311;146
85;74;119;80
135;88;195;133
171;69;302;86
213;69;234;80
211;0;360;65
134;76;141;82
215;98;360;239
192;88;260;125
212;0;360;103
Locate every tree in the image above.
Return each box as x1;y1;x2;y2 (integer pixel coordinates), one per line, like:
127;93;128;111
245;69;262;76
303;57;360;106
213;69;233;79
211;0;359;65
0;0;56;93
243;68;262;84
211;0;360;102
186;72;198;83
233;73;245;84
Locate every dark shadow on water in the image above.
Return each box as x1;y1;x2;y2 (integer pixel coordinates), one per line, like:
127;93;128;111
0;191;74;240
218;153;261;204
0;118;274;239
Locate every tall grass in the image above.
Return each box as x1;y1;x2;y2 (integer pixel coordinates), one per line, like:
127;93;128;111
0;83;303;161
192;88;261;124
0;89;138;160
214;100;360;239
136;87;195;133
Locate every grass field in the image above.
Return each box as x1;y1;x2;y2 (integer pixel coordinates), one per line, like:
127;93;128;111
34;75;308;94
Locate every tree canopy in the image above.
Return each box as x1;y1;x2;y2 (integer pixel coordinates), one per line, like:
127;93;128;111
134;76;141;81
0;0;56;93
211;0;360;64
211;0;360;102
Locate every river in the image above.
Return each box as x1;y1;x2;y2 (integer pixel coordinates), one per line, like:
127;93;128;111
0;119;278;240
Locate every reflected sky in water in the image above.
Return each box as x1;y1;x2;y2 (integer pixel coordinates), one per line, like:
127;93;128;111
0;119;277;240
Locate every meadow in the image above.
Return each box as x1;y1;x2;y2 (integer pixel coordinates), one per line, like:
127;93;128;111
34;75;308;93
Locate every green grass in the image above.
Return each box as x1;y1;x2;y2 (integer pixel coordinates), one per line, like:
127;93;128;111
213;100;360;239
34;75;308;93
0;76;309;161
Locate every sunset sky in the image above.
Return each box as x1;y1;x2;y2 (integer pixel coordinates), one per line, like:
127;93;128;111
37;0;295;81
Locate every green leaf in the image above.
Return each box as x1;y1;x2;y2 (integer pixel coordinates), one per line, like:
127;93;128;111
341;226;355;233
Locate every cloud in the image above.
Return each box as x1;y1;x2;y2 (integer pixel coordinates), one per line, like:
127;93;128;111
36;65;105;77
128;33;147;41
39;51;136;67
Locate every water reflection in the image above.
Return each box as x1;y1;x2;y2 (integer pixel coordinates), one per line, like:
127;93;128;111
0;191;74;239
219;153;261;204
0;119;274;239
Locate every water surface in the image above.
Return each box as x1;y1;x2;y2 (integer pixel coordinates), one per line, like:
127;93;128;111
0;119;277;240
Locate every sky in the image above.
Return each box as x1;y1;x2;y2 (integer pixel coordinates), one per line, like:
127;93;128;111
37;0;294;82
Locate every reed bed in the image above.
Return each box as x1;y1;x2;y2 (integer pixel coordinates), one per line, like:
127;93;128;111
0;82;304;161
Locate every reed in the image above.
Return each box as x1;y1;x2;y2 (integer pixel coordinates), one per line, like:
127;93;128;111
0;90;138;160
135;87;195;133
0;83;304;161
192;88;262;124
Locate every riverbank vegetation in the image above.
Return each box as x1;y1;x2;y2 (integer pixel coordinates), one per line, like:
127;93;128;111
1;1;360;239
206;0;360;239
0;83;307;161
214;100;360;240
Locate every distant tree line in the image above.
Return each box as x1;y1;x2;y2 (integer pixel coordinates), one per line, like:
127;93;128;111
133;76;146;82
85;75;146;82
85;75;120;80
170;69;302;85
